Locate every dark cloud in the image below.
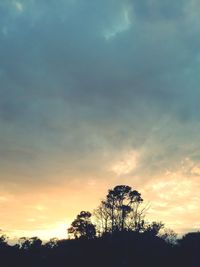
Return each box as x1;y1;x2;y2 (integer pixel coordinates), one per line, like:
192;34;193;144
0;0;200;189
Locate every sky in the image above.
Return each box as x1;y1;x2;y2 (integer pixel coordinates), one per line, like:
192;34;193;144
1;0;200;241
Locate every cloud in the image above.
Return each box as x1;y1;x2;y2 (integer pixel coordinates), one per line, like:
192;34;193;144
0;0;200;184
0;0;200;235
142;158;200;233
110;150;139;176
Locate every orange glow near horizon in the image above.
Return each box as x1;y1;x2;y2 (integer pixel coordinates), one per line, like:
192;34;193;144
1;159;200;242
0;152;199;242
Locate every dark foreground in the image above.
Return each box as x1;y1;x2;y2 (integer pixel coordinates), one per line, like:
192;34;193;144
0;231;200;267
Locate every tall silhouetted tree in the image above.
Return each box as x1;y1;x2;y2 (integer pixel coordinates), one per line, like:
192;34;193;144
68;211;96;239
94;201;110;235
94;185;144;234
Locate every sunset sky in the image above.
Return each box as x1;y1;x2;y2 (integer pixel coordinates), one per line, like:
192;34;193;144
1;0;200;241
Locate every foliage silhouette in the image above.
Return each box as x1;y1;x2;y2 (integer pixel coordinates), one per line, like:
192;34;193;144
68;211;96;239
94;185;145;235
0;184;199;267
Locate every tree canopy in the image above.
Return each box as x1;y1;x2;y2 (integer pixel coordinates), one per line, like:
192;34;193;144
94;185;146;235
68;211;96;239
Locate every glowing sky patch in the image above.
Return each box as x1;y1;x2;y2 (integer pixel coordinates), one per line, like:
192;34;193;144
12;221;69;241
110;151;139;176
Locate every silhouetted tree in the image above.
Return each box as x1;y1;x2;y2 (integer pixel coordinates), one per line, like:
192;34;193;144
94;185;144;234
19;236;42;250
0;232;8;248
159;228;177;245
44;238;59;249
94;201;110;235
68;211;96;239
144;221;164;236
